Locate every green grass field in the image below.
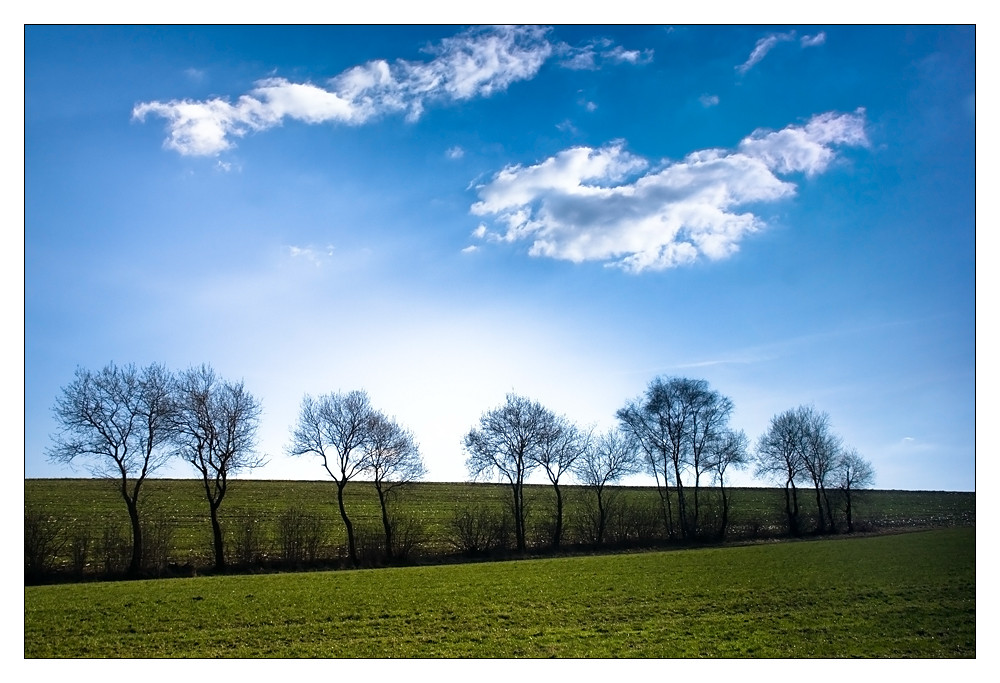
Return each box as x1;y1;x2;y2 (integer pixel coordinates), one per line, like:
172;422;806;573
24;478;976;571
24;527;975;658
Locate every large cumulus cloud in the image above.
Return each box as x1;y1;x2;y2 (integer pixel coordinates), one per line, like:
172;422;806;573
469;109;869;273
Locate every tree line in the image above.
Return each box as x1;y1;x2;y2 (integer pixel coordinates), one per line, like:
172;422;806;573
36;362;875;579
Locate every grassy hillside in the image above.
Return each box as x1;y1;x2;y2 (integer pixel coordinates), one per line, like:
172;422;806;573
24;478;975;573
24;527;975;658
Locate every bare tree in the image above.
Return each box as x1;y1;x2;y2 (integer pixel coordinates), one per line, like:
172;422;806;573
47;362;175;575
362;411;426;560
705;428;749;538
288;390;372;566
617;384;680;539
797;407;841;533
835;448;875;532
171;365;263;570
573;426;641;545
684;384;735;536
755;407;808;536
618;376;737;539
755;405;843;536
464;393;552;552
532;414;588;548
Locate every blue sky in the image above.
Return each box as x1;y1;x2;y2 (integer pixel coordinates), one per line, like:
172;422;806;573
24;25;976;491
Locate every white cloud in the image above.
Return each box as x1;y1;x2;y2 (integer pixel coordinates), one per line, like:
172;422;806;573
557;37;654;71
557;47;597;70
469;110;869;273
461;245;479;253
132;97;254;156
737;108;868;176
135;26;551;156
446;146;465;160
801;32;827;48
406;26;553;103
736;31;797;74
556;119;580;135
886;435;936;455
135;26;650;157
699;94;720;107
602;45;654;65
287;244;336;266
736;30;826;75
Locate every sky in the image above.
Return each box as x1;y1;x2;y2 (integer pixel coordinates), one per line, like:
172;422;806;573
23;25;976;492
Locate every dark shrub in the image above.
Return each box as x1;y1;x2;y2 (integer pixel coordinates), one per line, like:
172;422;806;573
448;504;511;556
25;509;63;579
277;506;325;564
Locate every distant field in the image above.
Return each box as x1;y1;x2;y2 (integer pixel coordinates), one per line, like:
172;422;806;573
24;527;975;658
24;478;975;569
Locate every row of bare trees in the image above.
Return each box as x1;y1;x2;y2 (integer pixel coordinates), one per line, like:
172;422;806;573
464;395;641;552
754;405;875;535
47;362;262;575
463;380;749;547
47;365;427;574
45;364;875;578
464;377;875;545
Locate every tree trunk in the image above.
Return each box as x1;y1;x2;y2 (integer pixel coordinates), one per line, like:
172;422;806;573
821;486;836;533
791;482;800;534
783;483;793;534
336;480;358;566
512;482;526;552
719;479;730;539
845;488;855;532
210;502;225;570
813;483;827;533
596;486;607;546
376;484;393;560
552;483;563;549
125;497;143;576
784;481;801;536
654;462;675;539
673;454;689;539
658;484;675;540
692;469;701;539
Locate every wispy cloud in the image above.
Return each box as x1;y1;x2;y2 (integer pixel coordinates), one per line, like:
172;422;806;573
556;119;581;135
801;32;826;48
886;435;936;455
469;109;868;273
737;30;825;74
736;31;796;74
699;94;720;107
134;26;649;157
556;37;654;70
446;146;465;160
674;355;771;369
288;244;336;266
